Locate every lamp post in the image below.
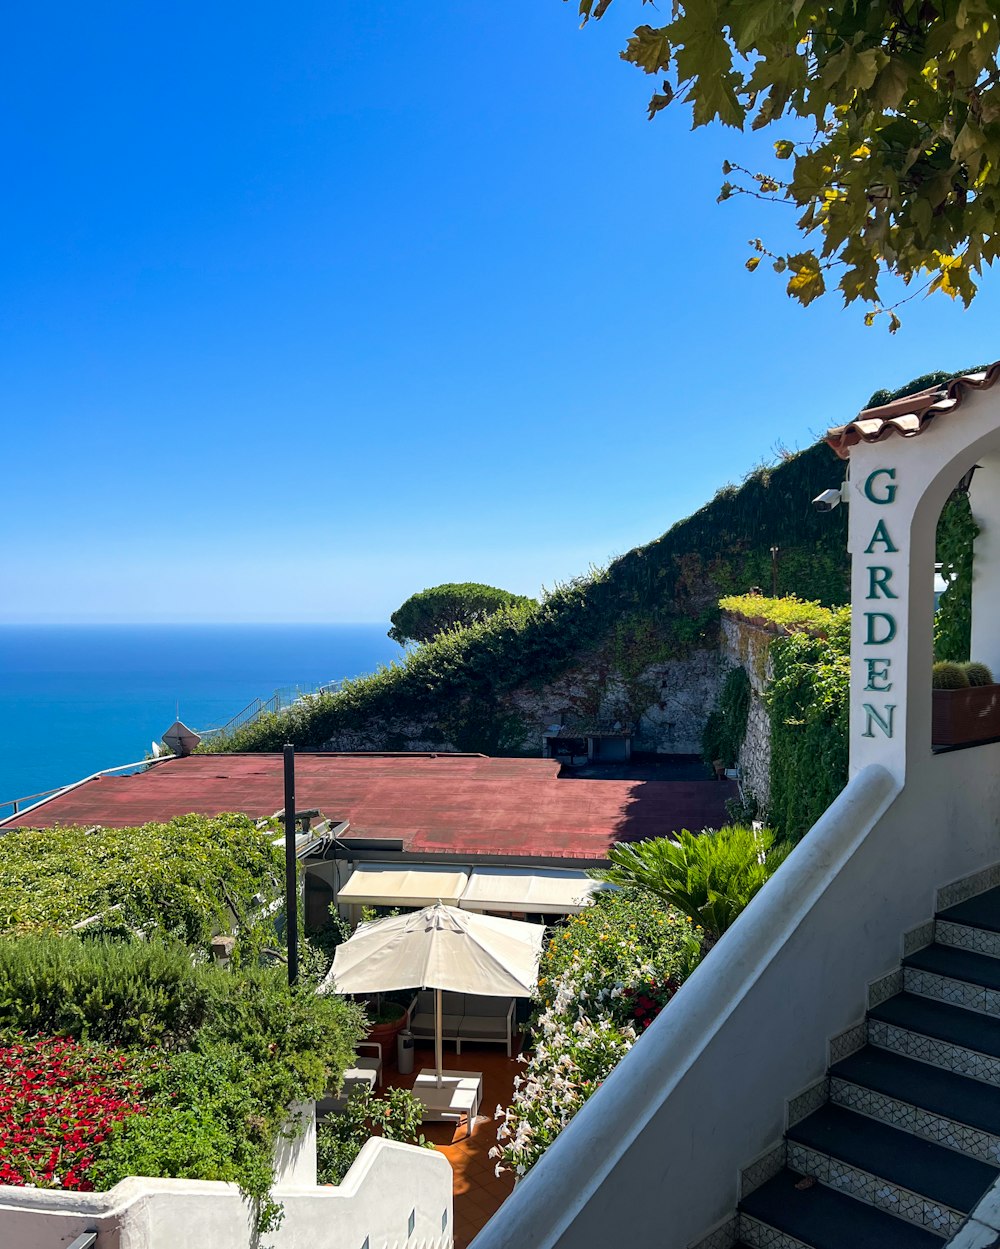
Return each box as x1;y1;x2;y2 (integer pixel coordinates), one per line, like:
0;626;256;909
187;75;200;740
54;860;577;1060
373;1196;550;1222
283;744;299;987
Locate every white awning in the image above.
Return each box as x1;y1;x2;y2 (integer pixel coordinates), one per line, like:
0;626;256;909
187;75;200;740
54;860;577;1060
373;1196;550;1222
337;863;470;908
459;866;604;916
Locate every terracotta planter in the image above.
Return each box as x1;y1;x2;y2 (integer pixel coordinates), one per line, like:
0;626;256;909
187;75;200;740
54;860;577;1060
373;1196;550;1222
365;1009;409;1071
932;684;1000;747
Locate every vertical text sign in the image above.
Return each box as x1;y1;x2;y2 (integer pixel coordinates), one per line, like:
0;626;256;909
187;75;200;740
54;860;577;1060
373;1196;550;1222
861;467;899;740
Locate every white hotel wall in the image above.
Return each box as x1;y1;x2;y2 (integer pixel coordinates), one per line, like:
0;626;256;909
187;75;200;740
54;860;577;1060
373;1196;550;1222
0;1138;453;1249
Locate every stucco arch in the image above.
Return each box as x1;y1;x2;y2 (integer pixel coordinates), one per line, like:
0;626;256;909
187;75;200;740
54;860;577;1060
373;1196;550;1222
844;381;1000;784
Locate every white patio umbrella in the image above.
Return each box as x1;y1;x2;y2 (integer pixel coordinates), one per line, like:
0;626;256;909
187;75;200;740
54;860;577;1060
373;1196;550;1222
323;902;545;1084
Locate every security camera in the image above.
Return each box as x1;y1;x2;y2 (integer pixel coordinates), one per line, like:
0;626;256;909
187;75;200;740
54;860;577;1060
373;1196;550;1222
812;481;850;512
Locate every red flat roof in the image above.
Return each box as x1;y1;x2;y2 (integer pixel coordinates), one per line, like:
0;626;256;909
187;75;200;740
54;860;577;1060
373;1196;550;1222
1;754;737;863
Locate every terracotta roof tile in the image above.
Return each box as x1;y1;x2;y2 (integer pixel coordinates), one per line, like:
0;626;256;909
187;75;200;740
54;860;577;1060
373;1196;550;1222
826;361;1000;459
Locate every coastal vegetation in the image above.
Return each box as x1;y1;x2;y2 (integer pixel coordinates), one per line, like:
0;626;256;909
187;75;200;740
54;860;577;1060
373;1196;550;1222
205;440;852;755
0;817;365;1229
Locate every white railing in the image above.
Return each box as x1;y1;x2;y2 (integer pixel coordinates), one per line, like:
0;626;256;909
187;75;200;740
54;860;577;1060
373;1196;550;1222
474;743;1000;1249
0;758;170;826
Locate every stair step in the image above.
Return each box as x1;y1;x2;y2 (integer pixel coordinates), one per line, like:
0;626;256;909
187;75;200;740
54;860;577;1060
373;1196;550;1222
870;992;1000;1061
787;1103;997;1212
831;1046;1000;1149
939;886;1000;932
905;942;1000;990
738;1169;945;1249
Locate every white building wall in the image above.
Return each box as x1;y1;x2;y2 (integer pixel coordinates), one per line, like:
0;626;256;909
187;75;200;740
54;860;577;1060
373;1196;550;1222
0;1138;453;1249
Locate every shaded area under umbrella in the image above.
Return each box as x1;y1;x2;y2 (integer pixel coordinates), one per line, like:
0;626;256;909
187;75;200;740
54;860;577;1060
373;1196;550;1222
323;902;545;1084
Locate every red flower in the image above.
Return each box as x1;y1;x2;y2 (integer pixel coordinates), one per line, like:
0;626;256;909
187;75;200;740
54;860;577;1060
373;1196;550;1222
0;1036;147;1192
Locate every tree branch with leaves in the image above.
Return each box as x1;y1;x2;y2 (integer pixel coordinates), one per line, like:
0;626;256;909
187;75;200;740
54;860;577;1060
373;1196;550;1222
577;0;1000;328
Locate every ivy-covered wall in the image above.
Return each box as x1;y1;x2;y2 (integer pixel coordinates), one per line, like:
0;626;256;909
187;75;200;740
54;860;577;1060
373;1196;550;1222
208;441;852;756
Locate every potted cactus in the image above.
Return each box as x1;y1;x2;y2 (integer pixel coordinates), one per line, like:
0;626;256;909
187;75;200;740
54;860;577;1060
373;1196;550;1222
932;660;1000;747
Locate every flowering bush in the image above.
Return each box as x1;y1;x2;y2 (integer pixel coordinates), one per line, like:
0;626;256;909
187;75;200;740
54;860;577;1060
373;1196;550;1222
0;1034;146;1190
493;889;701;1176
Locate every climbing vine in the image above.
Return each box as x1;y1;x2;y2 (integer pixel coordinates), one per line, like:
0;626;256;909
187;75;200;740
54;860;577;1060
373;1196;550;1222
935;489;978;664
766;609;851;842
701;667;751;768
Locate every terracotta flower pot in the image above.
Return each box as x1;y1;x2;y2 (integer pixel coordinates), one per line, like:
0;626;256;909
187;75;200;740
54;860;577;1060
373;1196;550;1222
932;684;1000;747
365;1008;409;1071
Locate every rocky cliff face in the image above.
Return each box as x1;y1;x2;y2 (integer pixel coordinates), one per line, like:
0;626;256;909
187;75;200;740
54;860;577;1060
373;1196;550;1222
320;645;725;756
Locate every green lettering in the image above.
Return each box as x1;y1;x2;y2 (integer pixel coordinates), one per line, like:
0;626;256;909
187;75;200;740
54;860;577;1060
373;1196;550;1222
865;658;893;692
864;467;898;505
867;566;898;599
862;703;896;739
864;519;898;554
865;612;897;645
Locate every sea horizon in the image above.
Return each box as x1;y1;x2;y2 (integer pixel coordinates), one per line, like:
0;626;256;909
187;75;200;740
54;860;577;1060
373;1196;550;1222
0;622;403;813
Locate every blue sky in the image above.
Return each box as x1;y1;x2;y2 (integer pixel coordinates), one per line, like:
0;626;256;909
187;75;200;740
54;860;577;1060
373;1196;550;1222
5;2;1000;624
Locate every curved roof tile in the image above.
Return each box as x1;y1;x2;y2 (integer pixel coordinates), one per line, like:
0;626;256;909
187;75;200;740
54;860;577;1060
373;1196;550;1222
826;360;1000;459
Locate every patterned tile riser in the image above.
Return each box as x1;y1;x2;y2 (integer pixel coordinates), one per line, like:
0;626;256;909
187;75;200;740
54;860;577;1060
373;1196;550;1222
937;921;1000;958
739;1144;785;1199
830;1076;1000;1165
868;969;903;1010
687;1216;737;1249
786;1078;828;1129
937;865;1000;912
785;1141;963;1237
903;967;995;1015
904;921;936;958
737;1214;812;1249
829;1022;866;1065
868;1018;1000;1086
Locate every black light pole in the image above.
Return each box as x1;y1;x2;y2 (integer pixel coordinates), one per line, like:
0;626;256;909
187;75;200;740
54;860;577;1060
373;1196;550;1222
283;743;299;987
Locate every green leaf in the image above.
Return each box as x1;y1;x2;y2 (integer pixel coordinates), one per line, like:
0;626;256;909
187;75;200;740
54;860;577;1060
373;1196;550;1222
774;139;795;159
746;256;761;271
622;24;672;75
785;252;826;306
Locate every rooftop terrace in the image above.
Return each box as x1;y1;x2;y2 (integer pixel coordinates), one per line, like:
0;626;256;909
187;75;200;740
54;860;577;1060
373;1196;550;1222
1;753;737;863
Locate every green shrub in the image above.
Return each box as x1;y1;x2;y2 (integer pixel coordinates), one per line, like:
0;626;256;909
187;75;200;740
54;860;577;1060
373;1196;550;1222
198;967;365;1118
316;1085;432;1186
0;937;218;1048
598;827;790;941
38;955;365;1231
964;661;994;687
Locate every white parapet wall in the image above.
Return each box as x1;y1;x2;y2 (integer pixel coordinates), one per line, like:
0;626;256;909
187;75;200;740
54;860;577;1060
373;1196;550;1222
0;1137;453;1249
473;745;1000;1249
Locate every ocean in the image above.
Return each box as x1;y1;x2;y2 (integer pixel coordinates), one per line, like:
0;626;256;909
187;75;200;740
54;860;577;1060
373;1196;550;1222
0;624;403;814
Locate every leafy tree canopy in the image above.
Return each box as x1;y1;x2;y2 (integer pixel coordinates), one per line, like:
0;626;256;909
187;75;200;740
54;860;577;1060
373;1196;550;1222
578;0;1000;327
387;582;537;646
